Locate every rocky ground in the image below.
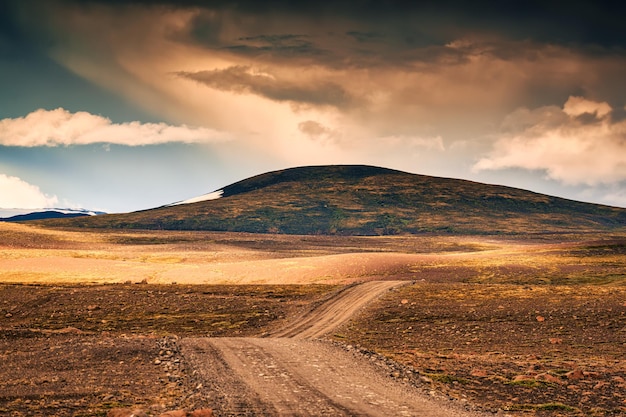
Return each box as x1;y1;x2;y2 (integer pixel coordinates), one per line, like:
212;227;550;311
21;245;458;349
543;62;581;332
0;227;624;416
0;283;333;416
334;283;626;416
1;281;624;416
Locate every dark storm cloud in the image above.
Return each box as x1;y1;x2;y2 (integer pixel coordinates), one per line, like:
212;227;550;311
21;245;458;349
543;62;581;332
177;66;353;107
346;31;386;44
37;0;626;49
223;34;326;59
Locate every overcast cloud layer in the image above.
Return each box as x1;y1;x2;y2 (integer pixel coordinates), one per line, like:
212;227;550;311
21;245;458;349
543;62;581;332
1;0;625;210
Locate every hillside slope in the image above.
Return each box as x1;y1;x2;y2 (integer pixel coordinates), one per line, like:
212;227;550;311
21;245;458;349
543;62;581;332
43;165;626;235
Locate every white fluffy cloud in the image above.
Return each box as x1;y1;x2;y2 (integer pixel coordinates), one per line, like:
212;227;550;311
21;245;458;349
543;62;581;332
474;97;626;185
0;108;227;147
0;174;58;208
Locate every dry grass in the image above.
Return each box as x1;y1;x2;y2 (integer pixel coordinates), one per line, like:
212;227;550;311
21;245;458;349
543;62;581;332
333;281;626;415
1;222;625;415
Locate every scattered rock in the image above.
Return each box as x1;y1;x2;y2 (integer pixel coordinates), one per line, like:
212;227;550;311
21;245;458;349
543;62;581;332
5;312;12;318
189;410;214;417
56;327;83;334
549;337;562;344
158;411;187;417
536;373;563;384
470;369;488;377
513;375;535;381
566;369;585;380
536;316;545;322
400;299;409;304
107;409;148;417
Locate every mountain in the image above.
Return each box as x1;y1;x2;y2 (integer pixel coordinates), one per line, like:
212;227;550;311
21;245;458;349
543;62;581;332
0;208;105;222
41;165;626;235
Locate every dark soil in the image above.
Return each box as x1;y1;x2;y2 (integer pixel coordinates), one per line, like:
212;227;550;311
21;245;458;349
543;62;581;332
333;283;626;416
3;282;624;416
0;283;334;416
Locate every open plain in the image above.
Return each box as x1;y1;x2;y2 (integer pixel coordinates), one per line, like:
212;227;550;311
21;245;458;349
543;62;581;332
0;222;624;416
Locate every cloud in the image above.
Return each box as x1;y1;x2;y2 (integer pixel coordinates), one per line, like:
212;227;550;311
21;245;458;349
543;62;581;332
0;108;227;147
0;174;58;208
474;97;626;185
298;120;339;143
224;34;325;59
8;2;626;177
562;95;612;118
177;66;353;108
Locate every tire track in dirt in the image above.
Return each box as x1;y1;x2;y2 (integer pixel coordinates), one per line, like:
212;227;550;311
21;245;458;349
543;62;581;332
182;281;484;416
269;280;408;339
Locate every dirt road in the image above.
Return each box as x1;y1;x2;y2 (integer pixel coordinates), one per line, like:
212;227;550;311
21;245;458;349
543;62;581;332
270;280;408;339
182;281;484;416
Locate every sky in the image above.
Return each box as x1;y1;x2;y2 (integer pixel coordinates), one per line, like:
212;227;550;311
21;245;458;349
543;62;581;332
1;0;625;213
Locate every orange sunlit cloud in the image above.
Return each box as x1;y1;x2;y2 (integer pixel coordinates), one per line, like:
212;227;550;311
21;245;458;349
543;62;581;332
475;97;626;185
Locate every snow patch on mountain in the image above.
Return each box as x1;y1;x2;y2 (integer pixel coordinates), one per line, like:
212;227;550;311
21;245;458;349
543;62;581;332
167;190;223;206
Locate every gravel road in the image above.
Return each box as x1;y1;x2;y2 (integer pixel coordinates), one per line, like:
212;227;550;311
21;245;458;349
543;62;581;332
269;280;408;339
181;281;485;416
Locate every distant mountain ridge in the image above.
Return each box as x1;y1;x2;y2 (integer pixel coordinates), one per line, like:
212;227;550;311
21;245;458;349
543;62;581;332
41;165;626;235
0;208;105;222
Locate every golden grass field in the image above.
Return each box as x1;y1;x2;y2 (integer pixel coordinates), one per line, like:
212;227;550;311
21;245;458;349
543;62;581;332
1;222;623;286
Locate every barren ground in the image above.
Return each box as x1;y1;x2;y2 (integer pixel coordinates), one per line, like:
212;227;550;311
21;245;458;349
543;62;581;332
0;223;624;416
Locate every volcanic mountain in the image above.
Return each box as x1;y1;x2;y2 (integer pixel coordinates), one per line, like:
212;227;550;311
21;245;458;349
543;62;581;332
44;165;626;235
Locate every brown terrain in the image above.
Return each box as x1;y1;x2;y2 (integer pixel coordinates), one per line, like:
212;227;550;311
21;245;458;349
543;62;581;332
0;222;625;416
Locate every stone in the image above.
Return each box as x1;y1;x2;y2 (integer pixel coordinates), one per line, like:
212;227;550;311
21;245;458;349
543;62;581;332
536;316;545;322
158;411;187;417
470;369;488;377
189;410;214;417
566;369;584;380
536;373;563;384
513;375;535;381
107;409;148;417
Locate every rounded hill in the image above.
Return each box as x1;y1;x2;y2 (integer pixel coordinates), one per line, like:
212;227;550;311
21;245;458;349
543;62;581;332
45;165;626;235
